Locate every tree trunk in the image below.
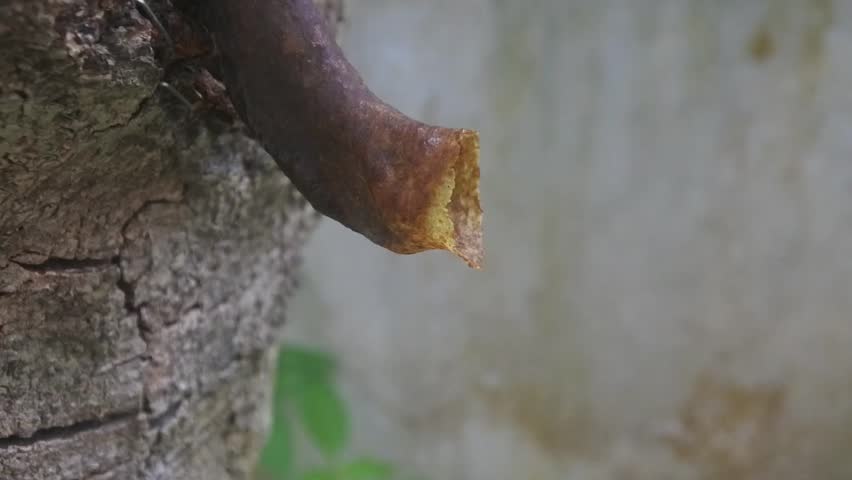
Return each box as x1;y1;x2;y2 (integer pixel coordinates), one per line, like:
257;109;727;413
0;1;342;478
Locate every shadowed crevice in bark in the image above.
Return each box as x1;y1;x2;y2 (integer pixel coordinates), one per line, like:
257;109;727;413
10;257;116;273
0;410;140;449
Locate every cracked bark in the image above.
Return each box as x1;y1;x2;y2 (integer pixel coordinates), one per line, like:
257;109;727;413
0;1;342;479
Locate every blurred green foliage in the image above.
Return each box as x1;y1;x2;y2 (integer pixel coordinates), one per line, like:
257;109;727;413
255;344;403;480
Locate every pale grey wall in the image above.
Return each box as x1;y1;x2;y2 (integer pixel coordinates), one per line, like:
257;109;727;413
287;1;852;478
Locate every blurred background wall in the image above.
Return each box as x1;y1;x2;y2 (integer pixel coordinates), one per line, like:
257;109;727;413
285;0;852;478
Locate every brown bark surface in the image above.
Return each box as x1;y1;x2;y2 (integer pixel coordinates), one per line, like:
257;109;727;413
0;1;342;478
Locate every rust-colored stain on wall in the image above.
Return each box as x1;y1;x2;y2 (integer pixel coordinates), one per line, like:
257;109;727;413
803;0;833;62
748;25;775;63
477;383;596;456
668;375;785;479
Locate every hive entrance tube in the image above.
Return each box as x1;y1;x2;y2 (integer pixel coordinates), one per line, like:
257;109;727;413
202;0;484;268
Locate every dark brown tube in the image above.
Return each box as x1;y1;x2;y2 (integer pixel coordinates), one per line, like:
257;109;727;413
202;0;483;268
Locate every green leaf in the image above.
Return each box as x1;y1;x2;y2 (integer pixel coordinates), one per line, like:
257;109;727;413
299;467;338;480
277;345;337;394
294;381;350;457
257;405;293;478
337;457;394;480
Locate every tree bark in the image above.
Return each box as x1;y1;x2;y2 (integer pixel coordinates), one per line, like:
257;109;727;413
0;1;342;478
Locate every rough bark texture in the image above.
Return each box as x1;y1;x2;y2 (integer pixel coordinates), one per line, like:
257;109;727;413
0;1;342;478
